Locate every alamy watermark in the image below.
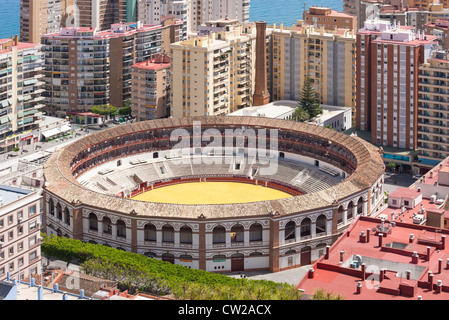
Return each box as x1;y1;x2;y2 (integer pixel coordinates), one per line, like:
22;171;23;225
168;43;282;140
169;121;279;176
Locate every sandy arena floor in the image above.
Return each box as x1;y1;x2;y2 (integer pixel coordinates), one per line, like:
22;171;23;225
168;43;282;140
131;181;293;205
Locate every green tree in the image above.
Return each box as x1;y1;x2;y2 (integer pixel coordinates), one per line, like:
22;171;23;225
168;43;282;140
119;101;132;116
298;76;322;119
291;105;310;122
91;104;118;123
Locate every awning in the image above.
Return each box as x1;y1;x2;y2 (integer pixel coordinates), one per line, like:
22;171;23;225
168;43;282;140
41;128;60;138
60;124;72;133
23;78;37;86
0;115;9;124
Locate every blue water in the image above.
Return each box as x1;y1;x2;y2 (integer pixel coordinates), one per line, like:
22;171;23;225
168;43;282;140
0;0;343;40
249;0;343;25
0;0;20;39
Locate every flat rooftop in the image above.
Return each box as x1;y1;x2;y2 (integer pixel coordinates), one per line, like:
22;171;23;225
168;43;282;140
297;216;449;300
0;185;33;207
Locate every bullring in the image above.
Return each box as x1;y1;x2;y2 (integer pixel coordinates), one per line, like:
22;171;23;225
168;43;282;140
43;116;385;272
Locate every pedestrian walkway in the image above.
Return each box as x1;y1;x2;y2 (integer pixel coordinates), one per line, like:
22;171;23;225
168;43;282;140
225;265;311;286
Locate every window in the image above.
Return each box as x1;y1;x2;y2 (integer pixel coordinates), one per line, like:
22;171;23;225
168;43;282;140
29;251;37;262
29;220;36;231
29;205;36;216
0;219;3;228
8;215;13;224
9;231;13;240
29;236;36;247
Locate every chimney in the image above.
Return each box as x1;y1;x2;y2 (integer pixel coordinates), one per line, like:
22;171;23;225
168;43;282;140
406;270;411;280
356;281;362;294
340;250;345;263
427;246;431;261
441;235;446;250
409;234;414;243
252;21;270;106
366;228;370;242
325;245;330;259
308;268;315;279
429;273;434;290
412;251;419;264
380;268;386;282
361;263;366;281
439;259;443;274
359;231;366;243
436;280;443;294
378;233;383;247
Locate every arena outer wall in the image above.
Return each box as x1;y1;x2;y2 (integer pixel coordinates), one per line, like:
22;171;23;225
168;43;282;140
43;116;385;273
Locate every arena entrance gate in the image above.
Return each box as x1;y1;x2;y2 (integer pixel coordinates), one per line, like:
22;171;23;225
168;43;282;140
300;246;312;265
231;253;244;272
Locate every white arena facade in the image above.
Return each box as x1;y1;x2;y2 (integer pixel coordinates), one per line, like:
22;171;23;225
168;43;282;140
43;116;385;272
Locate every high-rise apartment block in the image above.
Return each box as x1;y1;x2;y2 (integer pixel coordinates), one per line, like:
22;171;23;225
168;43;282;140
303;6;357;31
417;51;449;168
77;0;127;31
41;20;184;115
0;38;44;153
356;19;437;150
131;53;171;121
0;185;43;282
20;0;76;43
137;0;249;35
170;22;258;117
270;23;356;110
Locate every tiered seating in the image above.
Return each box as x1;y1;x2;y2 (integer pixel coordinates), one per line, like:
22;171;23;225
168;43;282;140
78;154;343;195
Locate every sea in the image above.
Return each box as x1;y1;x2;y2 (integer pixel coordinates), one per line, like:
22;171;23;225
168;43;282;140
0;0;343;39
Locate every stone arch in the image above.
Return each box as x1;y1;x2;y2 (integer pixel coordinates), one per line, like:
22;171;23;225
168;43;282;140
180;225;193;245
88;212;98;231
116;219;126;238
230;223;244;243
300;218;311;237
249;223;263;242
144;223;157;241
212;225;226;244
102;216;112;234
64;207;70;226
162;224;174;243
284;221;296;241
316;214;327;235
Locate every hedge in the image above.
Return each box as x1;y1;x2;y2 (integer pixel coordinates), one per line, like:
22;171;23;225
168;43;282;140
41;234;304;300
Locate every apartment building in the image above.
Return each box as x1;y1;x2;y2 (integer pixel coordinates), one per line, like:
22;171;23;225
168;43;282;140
41;20;184;115
0;38;44;153
356;19;437;150
20;0;76;44
131;54;171;121
138;0;249;35
170;22;258;117
425;20;449;50
270;23;356;111
417;51;449;169
303;6;357;31
77;0;127;31
0;185;42;282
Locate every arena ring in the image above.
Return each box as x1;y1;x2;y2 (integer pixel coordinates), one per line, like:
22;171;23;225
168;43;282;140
43;116;385;272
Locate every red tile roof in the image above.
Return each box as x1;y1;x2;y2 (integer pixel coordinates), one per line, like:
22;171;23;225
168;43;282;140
297;216;449;300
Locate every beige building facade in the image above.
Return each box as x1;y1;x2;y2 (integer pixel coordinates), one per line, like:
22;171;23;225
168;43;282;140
20;0;76;44
0;186;42;282
131;54;171;121
270;24;356;111
170;22;258;117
